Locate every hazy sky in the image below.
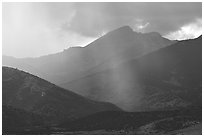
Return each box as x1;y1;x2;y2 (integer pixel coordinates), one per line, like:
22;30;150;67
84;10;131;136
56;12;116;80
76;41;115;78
3;2;202;58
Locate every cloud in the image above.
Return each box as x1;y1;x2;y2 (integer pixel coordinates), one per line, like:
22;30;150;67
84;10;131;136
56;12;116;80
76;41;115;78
2;2;202;57
2;3;96;57
64;2;202;37
132;19;150;32
164;18;202;40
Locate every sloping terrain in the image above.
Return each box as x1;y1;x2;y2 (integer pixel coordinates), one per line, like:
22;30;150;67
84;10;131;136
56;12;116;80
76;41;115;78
58;108;201;132
12;107;200;135
2;105;51;135
2;67;121;123
63;36;202;111
4;108;201;135
2;26;174;85
2;27;201;135
167;123;202;135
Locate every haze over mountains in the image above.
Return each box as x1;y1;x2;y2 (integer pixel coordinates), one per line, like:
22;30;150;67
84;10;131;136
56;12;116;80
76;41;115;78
3;26;201;112
64;36;202;111
3;26;174;85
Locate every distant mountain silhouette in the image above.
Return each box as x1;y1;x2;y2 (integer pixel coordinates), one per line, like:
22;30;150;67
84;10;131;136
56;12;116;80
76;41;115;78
62;36;202;111
2;67;121;123
2;26;174;86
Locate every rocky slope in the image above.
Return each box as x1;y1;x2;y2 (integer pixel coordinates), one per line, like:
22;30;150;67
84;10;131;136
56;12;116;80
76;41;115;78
2;67;121;123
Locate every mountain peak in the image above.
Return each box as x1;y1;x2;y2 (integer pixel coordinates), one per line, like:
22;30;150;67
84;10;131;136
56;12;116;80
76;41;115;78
117;25;133;31
198;35;202;39
89;25;135;47
115;26;134;33
107;25;133;35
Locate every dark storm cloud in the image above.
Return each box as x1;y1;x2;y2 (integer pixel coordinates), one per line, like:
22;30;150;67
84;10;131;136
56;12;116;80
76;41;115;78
64;2;201;37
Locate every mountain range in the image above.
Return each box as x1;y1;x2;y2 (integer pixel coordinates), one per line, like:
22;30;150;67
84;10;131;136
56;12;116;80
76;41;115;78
2;25;202;134
3;26;175;85
3;26;201;111
63;36;202;111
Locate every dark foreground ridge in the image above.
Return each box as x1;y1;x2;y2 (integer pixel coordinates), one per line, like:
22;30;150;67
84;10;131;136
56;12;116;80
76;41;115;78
2;66;121;129
3;107;201;135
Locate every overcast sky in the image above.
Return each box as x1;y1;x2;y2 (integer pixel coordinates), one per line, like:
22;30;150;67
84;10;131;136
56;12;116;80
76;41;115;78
3;2;202;58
